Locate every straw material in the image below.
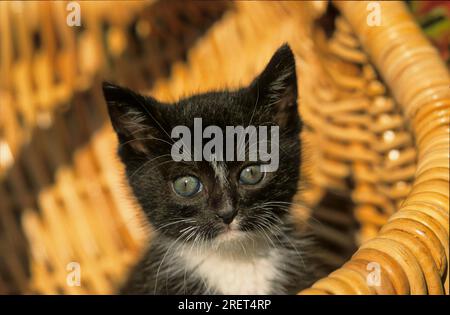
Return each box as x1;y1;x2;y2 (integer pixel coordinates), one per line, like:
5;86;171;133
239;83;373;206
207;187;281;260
301;1;449;295
0;1;448;294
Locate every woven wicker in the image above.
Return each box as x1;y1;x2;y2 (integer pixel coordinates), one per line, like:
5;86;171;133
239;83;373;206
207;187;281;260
0;1;448;294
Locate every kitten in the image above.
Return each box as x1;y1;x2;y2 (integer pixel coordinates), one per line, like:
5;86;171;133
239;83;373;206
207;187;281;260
103;44;324;294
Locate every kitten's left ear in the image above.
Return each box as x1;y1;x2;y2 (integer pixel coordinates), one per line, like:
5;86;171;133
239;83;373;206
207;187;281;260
250;44;299;127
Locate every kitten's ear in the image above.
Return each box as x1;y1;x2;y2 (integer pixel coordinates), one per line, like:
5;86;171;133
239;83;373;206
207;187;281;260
102;82;165;154
250;44;299;127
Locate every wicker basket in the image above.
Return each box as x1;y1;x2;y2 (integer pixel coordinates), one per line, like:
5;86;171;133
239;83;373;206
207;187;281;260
0;1;448;294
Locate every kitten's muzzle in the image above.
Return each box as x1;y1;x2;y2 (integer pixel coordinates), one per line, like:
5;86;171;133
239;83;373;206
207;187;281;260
217;208;238;225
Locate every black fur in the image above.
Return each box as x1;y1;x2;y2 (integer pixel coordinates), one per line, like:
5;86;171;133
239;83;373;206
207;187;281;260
103;44;325;294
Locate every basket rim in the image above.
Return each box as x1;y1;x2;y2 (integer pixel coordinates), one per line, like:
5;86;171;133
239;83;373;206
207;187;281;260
300;0;449;295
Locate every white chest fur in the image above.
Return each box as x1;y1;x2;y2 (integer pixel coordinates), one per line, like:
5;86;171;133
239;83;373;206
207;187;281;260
178;241;284;295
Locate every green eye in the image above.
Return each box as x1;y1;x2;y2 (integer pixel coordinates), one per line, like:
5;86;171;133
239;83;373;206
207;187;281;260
239;165;264;185
173;176;202;197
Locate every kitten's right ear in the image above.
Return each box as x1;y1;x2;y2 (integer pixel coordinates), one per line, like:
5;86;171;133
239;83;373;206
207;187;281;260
102;82;164;154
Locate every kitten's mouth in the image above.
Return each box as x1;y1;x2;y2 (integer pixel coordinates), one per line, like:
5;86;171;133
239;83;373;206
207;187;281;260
216;229;244;243
214;219;245;242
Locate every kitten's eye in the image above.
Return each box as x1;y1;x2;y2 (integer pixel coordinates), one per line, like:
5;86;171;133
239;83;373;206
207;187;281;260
239;165;264;185
172;176;202;197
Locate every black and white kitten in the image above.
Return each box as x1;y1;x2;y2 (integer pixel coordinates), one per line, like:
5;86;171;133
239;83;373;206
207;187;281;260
103;44;323;294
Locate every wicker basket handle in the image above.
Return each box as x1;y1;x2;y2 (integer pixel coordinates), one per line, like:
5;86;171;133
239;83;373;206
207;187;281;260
300;1;450;295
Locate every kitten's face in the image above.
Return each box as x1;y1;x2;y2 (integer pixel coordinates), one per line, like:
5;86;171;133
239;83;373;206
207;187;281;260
103;44;301;247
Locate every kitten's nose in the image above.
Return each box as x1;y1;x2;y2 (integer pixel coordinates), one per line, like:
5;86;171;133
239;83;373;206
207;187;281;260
217;208;237;225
